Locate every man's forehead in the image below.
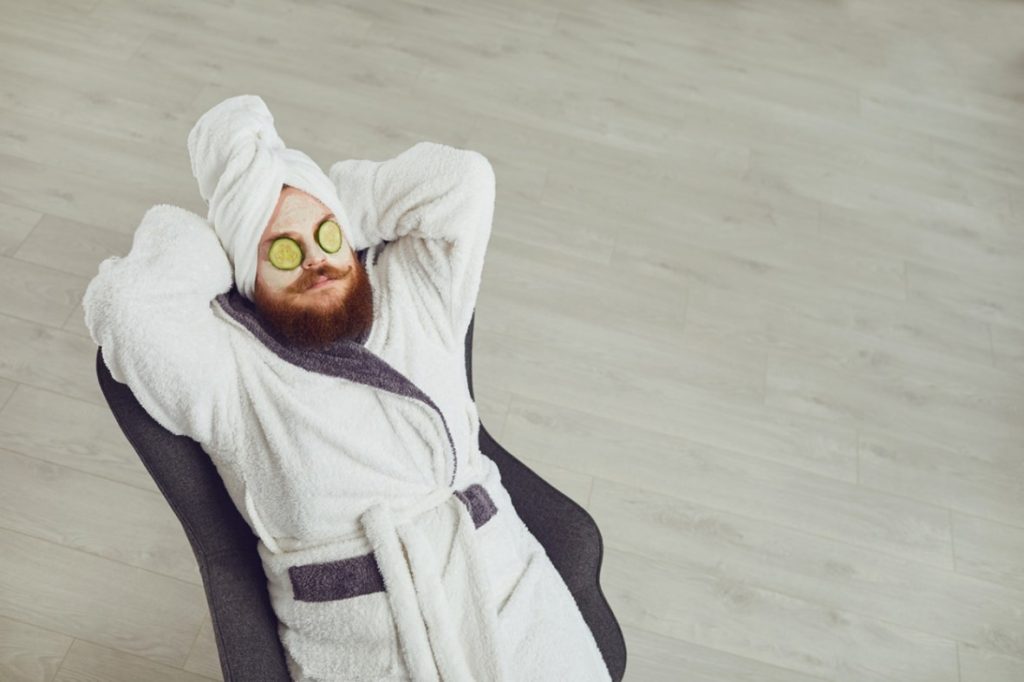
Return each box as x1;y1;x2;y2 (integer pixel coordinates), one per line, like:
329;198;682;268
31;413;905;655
262;188;331;238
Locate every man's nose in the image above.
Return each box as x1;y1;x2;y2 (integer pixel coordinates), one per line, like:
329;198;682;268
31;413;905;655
303;251;327;267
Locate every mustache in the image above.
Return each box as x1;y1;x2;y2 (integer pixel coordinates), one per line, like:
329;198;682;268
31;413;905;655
294;263;352;291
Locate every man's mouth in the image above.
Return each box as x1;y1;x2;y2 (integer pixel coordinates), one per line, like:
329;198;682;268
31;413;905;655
308;275;335;290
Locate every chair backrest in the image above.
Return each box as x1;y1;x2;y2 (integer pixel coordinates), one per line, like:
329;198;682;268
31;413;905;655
95;310;626;681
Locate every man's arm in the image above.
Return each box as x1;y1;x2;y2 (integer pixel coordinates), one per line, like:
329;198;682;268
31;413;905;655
328;141;497;344
83;204;240;448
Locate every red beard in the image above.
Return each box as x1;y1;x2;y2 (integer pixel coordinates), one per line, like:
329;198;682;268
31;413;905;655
253;258;375;348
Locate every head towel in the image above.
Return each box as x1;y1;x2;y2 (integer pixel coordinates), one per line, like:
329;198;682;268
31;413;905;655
186;94;365;301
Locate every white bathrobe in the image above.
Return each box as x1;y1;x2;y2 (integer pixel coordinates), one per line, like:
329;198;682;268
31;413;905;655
83;141;612;682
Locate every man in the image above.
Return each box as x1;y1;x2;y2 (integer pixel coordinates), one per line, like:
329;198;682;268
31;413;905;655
82;94;611;682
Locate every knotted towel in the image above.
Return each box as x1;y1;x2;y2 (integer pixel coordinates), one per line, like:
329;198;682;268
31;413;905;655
186;94;367;301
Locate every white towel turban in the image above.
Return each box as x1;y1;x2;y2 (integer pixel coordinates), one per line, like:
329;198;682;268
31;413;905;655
186;94;365;301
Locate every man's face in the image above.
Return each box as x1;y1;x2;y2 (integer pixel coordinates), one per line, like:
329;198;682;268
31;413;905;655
253;185;374;348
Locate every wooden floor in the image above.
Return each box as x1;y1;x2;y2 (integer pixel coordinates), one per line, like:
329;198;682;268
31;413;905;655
1;0;1022;679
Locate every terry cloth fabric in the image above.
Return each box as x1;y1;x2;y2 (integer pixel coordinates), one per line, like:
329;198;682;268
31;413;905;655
186;94;367;302
82;138;612;682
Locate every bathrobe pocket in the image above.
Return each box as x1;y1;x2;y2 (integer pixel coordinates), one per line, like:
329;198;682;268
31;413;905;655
260;542;411;681
279;587;407;681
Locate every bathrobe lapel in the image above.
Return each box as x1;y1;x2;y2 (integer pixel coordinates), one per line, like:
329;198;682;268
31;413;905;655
211;246;459;488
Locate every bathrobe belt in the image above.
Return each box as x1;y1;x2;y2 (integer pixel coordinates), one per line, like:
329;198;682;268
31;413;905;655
287;483;509;682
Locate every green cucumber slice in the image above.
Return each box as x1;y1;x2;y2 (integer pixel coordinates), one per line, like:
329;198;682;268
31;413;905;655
268;236;302;270
317;220;343;253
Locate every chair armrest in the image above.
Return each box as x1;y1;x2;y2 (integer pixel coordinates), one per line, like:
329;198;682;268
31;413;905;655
202;546;291;681
478;424;626;682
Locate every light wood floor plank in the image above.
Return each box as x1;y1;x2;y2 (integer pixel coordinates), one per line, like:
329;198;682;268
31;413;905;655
621;624;830;682
0;446;202;585
591;476;1024;661
0;528;207;667
503;394;953;568
603;544;960;682
0;615;72;682
54;638;218;682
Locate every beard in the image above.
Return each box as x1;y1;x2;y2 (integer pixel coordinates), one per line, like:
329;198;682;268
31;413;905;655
253;257;375;349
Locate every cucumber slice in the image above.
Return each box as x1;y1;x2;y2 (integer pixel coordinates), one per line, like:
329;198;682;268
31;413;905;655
268;236;302;270
317;220;343;254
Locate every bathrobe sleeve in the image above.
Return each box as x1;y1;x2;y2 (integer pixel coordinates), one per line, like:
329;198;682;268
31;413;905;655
328;141;496;343
82;203;241;449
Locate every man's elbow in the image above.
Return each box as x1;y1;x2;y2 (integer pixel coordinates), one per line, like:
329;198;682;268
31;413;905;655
462;150;496;210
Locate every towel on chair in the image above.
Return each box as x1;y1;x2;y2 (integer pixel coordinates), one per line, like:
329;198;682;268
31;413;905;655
82;125;611;681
